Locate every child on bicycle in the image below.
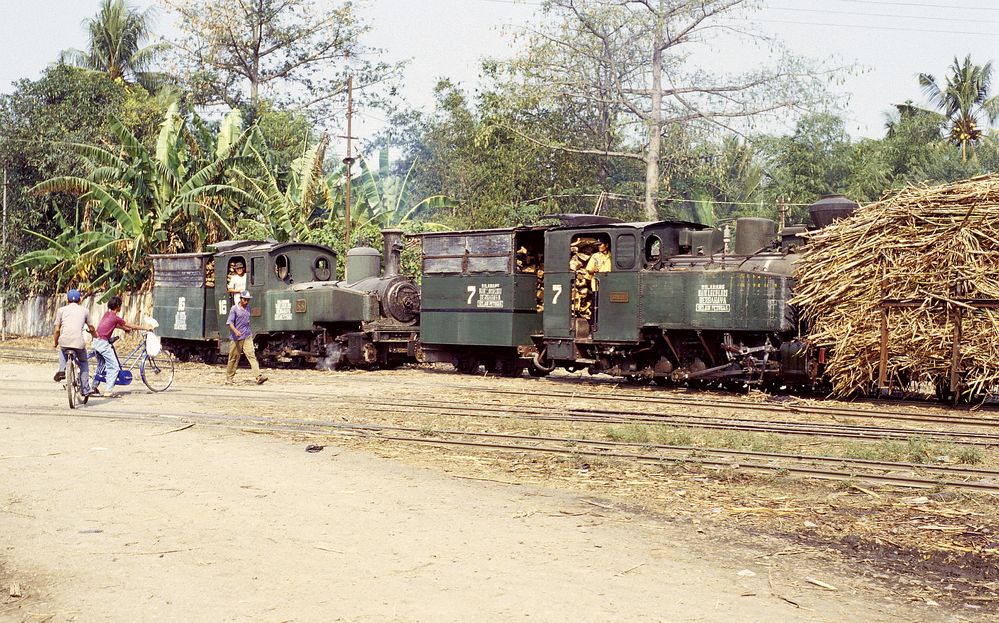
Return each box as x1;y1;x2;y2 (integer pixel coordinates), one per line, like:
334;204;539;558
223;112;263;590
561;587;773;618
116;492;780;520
53;289;97;396
91;295;149;398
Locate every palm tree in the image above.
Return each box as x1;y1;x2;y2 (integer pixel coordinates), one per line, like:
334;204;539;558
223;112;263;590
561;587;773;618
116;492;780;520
60;0;168;88
918;55;999;161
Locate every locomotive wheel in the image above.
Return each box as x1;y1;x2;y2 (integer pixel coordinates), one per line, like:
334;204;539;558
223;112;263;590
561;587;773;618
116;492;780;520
202;349;219;365
455;355;480;374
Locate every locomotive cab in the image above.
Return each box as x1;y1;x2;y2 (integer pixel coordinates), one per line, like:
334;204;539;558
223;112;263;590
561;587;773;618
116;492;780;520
539;217;817;386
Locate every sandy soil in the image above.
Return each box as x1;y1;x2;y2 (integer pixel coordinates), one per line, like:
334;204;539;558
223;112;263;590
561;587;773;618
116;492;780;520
0;358;983;622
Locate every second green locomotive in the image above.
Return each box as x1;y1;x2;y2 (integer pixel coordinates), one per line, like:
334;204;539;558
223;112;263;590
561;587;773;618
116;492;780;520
151;230;420;368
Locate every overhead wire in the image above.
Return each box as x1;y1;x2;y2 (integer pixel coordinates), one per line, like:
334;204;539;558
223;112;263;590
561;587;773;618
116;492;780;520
835;0;999;11
769;5;999;25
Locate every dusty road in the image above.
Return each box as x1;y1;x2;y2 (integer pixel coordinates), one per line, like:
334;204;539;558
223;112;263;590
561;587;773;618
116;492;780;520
0;360;972;622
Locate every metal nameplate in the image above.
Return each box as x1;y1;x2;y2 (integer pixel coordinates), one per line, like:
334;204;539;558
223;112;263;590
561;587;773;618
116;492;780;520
295;299;307;313
609;292;629;303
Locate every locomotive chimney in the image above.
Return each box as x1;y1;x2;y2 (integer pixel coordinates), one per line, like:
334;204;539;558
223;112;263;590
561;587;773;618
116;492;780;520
382;229;404;277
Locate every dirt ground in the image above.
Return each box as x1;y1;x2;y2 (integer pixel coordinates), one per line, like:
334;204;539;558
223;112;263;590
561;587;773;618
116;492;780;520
0;355;992;622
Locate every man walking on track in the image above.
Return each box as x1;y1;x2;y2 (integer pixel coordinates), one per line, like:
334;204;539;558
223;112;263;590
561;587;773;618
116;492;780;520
225;290;268;386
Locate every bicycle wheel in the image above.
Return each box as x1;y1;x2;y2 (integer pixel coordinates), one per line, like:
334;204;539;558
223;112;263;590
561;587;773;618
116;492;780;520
66;356;78;409
141;349;175;392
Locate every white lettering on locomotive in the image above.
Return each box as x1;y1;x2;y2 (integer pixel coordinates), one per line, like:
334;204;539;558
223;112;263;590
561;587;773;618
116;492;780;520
695;283;730;313
274;299;293;321
477;283;503;308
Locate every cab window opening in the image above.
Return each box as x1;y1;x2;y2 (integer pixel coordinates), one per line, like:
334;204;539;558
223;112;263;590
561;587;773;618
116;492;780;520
645;235;662;267
275;254;291;281
313;256;332;281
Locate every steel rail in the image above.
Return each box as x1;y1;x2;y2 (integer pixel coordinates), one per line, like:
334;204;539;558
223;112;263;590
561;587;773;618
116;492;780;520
6;372;999;447
4;405;999;493
6;345;999;428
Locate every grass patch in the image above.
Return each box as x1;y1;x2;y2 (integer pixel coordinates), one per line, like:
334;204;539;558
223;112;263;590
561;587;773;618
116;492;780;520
954;445;984;465
839;437;983;465
604;424;651;443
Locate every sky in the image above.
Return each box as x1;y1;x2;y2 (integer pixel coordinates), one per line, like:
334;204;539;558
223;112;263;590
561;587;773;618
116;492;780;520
1;0;998;154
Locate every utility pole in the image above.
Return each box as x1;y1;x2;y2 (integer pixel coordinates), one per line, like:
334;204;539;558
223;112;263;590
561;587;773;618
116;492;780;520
2;167;7;342
341;75;355;247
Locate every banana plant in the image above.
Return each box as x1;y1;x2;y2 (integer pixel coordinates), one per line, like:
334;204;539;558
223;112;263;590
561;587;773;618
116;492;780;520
324;147;450;230
18;103;255;292
231;133;331;242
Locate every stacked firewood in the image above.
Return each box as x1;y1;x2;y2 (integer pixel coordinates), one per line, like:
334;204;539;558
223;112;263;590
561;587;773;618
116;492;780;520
516;246;545;311
205;259;216;288
793;175;999;397
570;237;600;319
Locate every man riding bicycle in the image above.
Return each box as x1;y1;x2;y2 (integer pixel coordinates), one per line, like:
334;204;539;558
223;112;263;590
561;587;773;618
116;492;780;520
91;295;148;398
53;289;97;396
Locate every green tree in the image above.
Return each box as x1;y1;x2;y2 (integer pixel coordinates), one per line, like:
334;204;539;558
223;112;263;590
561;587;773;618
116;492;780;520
15;104;254;292
0;65;170;294
397;78;645;229
918;55;999;161
508;0;826;219
163;0;401;120
755;113;857;223
233;134;332;242
60;0;169;88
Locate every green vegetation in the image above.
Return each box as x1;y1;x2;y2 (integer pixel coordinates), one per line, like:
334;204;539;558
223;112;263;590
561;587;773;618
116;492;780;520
5;1;999;298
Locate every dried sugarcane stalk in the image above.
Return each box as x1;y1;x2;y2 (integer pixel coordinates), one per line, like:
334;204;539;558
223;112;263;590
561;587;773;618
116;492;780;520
794;174;999;397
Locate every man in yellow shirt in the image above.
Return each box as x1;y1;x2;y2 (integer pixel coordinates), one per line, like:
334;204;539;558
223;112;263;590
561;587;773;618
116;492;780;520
585;240;611;290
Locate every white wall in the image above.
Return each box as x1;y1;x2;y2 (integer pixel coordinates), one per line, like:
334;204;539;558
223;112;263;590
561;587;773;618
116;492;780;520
1;292;153;338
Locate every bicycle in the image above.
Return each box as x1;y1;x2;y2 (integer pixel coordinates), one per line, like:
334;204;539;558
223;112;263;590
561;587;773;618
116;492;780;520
90;329;176;393
63;349;90;409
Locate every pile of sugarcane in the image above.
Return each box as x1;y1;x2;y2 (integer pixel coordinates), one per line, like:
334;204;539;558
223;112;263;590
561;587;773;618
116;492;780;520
569;237;601;319
793;175;999;398
516;246;545;312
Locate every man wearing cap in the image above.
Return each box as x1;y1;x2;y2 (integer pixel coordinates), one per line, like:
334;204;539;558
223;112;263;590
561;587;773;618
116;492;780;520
227;261;247;305
225;290;267;385
52;289;97;395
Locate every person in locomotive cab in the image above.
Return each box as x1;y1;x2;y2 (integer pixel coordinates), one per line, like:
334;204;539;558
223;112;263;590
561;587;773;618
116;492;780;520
225;290;268;386
585;239;612;291
227;261;247;305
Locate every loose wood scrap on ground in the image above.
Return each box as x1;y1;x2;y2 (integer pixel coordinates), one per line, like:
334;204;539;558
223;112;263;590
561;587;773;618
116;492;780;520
793;175;999;397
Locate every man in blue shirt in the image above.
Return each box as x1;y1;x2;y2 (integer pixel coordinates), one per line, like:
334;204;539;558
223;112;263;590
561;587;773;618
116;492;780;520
225;290;268;385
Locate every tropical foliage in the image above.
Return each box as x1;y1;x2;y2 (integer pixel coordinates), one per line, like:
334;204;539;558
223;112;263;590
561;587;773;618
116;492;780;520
8;0;999;301
15;103;254;292
919;55;999;160
60;0;168;89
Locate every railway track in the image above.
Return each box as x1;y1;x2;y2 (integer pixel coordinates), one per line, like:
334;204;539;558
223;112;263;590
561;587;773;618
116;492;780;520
7;346;999;447
6;404;999;493
85;384;999;447
6;344;996;420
